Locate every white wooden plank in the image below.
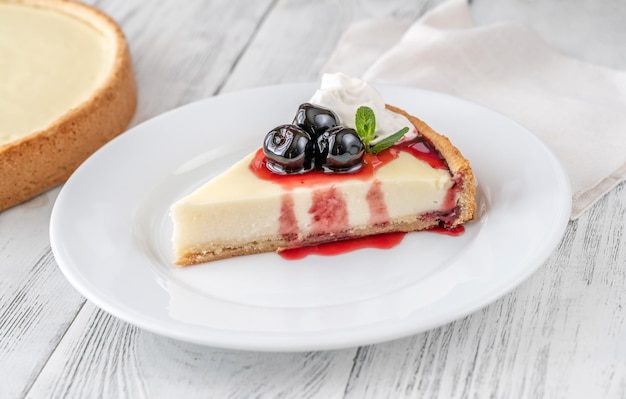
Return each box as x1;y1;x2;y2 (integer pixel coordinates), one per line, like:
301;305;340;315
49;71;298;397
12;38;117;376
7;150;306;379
25;303;356;399
221;0;440;93
93;0;277;125
0;189;85;399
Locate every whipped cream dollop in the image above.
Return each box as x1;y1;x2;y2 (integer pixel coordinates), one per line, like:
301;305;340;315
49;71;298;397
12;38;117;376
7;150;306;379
309;73;417;143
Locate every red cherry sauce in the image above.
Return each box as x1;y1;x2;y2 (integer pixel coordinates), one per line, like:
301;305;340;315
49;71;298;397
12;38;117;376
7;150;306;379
248;136;448;190
278;226;464;260
309;187;349;234
279;232;406;260
366;180;389;225
249;136;462;258
428;224;465;236
278;194;298;241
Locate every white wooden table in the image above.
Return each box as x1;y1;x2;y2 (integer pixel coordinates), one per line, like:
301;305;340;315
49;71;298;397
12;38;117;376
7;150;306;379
2;0;626;397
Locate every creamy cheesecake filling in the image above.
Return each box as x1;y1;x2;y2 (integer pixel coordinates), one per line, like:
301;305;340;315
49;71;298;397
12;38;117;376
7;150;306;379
0;3;116;146
171;151;452;257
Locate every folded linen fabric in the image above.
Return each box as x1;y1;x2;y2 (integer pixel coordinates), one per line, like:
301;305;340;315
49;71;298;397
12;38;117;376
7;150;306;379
322;0;626;219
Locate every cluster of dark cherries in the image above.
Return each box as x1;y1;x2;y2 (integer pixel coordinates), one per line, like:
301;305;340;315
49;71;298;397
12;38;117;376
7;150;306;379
263;103;365;175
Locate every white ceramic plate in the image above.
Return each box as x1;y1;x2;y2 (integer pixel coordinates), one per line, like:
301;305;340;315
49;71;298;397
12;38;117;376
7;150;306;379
50;83;571;351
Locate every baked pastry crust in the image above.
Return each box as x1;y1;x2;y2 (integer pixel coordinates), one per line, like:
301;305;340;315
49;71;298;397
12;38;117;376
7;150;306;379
0;0;137;211
174;106;476;266
386;104;476;224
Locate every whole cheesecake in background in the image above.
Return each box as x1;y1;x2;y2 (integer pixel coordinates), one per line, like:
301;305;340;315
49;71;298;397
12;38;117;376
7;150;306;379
171;74;476;266
0;0;137;211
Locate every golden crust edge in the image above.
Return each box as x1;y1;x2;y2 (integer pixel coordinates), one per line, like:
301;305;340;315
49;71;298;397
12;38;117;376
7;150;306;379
0;0;137;211
386;104;477;224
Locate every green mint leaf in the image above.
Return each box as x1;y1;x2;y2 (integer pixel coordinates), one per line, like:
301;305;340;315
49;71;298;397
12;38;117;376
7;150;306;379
370;127;409;154
355;106;376;143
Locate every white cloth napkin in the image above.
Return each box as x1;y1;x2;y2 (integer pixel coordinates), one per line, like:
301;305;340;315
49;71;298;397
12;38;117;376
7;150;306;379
322;0;626;219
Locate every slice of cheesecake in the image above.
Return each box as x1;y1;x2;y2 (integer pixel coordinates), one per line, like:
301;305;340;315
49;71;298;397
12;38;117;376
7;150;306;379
0;0;136;211
171;96;476;266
